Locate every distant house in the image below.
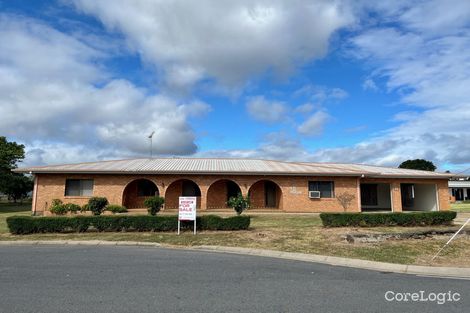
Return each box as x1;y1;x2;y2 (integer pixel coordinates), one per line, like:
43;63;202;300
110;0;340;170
14;158;455;216
449;178;470;202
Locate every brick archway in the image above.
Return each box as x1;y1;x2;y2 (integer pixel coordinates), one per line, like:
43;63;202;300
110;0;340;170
248;180;282;209
164;179;201;210
206;179;242;210
122;179;159;209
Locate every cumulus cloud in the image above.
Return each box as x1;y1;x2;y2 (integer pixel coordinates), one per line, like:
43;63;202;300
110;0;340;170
199;132;310;161
246;96;287;123
70;0;355;88
0;14;208;165
297;111;330;136
341;1;470;168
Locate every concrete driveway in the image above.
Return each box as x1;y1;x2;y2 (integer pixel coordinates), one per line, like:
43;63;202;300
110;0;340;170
0;245;468;313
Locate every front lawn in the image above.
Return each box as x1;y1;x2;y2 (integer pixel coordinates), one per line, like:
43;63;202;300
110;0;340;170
0;208;468;267
451;202;470;212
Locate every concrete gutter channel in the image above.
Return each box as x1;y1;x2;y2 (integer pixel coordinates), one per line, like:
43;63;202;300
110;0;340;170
1;240;469;279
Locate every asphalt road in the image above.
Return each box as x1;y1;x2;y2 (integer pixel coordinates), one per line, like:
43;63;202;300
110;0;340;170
0;245;468;313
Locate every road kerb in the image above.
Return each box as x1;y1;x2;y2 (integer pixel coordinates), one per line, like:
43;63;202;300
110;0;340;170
1;240;469;278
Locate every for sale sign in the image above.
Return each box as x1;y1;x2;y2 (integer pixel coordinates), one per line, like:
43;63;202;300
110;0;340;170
178;197;197;221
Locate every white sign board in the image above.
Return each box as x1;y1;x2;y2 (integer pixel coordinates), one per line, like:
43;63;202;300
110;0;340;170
178;196;197;235
178;197;197;221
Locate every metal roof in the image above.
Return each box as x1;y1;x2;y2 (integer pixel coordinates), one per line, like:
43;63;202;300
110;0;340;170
449;180;470;188
13;157;455;178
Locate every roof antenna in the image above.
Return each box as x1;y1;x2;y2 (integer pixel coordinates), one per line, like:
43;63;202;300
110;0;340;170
148;131;155;158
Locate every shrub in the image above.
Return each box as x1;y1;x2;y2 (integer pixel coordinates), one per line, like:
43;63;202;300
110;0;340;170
144;196;165;216
49;199;68;215
81;204;89;213
106;205;128;214
6;215;251;234
51;199;63;206
6;216;92;234
320;211;457;227
64;203;81;214
227;194;250;215
87;197;108;216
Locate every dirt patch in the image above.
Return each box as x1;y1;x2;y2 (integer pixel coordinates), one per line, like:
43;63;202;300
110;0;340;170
343;229;470;243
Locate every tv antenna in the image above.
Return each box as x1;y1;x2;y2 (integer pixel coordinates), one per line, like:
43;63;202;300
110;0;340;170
148;131;155;158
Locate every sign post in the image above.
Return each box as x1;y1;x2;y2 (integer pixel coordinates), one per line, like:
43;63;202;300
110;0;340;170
178;196;197;235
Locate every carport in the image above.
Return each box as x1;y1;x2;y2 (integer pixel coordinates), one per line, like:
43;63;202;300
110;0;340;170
401;183;438;211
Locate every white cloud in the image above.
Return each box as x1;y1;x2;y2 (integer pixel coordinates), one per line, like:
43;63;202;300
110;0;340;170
199;132;310;161
294;84;348;103
246;96;287;123
0;14;209;165
297;111;330;136
362;78;378;91
294;103;315;114
70;0;355;88
200;1;470;170
341;1;470;167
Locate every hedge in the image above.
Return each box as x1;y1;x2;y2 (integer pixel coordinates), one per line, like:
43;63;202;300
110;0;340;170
320;211;457;227
6;215;250;234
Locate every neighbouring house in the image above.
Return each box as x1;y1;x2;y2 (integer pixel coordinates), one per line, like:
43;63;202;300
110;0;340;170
14;158;455;216
449;178;470;202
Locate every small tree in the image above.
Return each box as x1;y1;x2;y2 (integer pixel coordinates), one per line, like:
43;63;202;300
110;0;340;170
144;196;165;216
88;197;108;216
227;193;250;215
336;192;355;212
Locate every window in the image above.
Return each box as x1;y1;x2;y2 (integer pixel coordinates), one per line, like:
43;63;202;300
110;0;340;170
308;181;334;198
361;184;378;206
65;179;94;196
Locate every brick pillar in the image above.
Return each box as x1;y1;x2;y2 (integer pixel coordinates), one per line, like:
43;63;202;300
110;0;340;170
241;183;249;197
356;178;362;212
200;186;208;211
391;182;402;212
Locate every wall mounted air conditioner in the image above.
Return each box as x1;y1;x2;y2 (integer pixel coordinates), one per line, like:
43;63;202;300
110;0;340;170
309;191;321;199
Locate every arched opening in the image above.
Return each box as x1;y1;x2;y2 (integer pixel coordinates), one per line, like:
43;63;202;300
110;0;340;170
164;179;202;210
122;179;159;209
248;180;282;209
207;179;242;210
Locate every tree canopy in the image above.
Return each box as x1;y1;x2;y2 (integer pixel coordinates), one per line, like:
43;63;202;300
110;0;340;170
398;159;437;171
0;137;32;202
0;136;25;174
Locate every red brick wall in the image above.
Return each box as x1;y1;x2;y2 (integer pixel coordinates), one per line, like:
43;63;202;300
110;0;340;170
32;173;450;215
206;180;228;209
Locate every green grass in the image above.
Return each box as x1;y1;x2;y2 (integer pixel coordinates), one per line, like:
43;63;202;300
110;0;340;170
0;202;31;233
0;206;468;267
451;202;470;212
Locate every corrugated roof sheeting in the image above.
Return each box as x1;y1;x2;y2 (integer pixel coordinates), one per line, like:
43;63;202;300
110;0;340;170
14;157;454;178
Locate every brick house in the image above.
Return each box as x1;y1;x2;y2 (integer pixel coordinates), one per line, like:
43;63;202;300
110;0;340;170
14;158;453;215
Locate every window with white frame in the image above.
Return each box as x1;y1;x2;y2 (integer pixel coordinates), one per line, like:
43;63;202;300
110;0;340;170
308;181;334;198
65;179;94;196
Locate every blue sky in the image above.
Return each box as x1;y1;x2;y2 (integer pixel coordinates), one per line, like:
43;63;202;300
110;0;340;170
1;0;469;173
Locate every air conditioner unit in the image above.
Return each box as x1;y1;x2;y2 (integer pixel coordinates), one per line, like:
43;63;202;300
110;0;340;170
309;191;321;199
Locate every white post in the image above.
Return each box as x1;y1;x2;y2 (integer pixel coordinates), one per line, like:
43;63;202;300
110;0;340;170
194;218;196;235
177;219;180;235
